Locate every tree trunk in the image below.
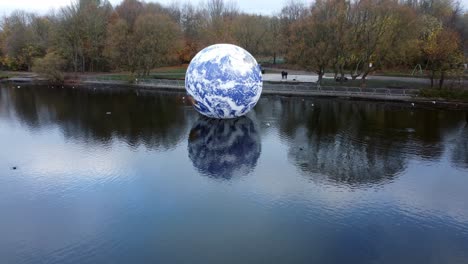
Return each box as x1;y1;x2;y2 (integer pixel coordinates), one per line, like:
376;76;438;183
73;48;78;73
350;70;361;80
339;65;345;83
273;52;276;64
361;70;369;86
317;67;324;85
430;70;435;88
439;70;445;89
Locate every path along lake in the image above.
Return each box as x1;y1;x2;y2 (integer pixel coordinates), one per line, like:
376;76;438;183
1;84;468;264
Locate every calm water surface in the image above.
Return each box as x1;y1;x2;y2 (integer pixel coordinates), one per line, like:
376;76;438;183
1;85;468;264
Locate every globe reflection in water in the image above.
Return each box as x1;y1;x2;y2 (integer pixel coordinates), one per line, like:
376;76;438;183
188;116;261;179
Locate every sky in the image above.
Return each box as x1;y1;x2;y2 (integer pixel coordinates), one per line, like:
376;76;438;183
0;0;466;17
0;0;312;16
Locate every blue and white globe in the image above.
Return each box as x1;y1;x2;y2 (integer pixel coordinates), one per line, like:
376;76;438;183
185;44;262;119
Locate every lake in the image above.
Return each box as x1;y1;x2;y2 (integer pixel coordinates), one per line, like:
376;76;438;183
1;85;467;264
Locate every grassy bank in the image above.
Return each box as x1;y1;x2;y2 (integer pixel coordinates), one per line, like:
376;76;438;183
0;71;11;79
0;74;10;80
419;88;468;102
92;65;188;81
319;79;429;89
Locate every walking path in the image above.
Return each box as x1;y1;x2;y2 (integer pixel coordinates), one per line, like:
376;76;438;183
79;77;419;101
3;75;467;109
76;78;467;109
263;67;432;84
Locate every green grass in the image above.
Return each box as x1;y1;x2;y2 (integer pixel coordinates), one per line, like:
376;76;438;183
152;74;184;80
152;67;187;74
97;65;187;82
320;79;430;89
373;72;428;79
419;88;468;102
374;70;468;80
0;71;11;79
257;57;286;65
93;73;185;82
149;73;185;80
94;74;133;81
93;66;188;81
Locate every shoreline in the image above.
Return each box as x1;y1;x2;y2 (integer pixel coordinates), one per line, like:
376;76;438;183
2;79;468;110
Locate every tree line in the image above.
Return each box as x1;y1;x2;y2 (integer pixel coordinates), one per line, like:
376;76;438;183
0;0;466;88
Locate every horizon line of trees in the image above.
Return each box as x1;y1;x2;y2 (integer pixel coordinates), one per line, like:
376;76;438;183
0;0;467;88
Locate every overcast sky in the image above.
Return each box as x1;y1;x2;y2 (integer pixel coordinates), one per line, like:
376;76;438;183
0;0;466;17
0;0;310;16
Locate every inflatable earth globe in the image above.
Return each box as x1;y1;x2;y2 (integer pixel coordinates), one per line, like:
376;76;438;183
185;44;263;119
188;117;261;179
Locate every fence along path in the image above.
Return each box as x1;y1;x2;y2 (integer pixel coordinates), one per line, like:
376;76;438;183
81;77;419;99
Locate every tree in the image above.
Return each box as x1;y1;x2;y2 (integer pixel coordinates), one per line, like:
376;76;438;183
133;13;182;76
32;51;66;82
345;0;416;84
288;6;335;84
53;0;111;72
317;0;349;81
232;15;270;56
80;0;112;71
105;9;182;77
201;0;239;45
279;0;309;59
178;2;207;62
265;16;282;64
422;28;463;88
115;0;144;28
104;18;137;74
456;12;468;57
288;0;347;84
1;11;46;71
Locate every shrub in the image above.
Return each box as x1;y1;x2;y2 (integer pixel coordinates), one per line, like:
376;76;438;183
32;52;65;82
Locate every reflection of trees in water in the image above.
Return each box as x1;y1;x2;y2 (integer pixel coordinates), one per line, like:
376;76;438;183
0;88;9;118
188;116;261;180
2;86;191;150
2;85;43;128
256;97;465;186
451;124;468;169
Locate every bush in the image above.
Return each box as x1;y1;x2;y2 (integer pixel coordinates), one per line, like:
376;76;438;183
32;52;65;82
